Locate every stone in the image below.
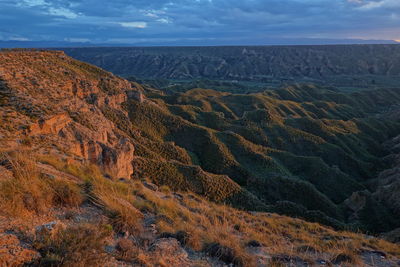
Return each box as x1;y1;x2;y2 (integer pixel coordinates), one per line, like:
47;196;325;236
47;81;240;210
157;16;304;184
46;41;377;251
127;90;145;103
149;238;188;259
35;221;66;238
29;114;72;135
143;181;159;191
247;240;262;247
85;138;135;179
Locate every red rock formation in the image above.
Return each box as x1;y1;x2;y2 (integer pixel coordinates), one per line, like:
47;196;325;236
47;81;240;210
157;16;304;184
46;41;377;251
0;51;140;179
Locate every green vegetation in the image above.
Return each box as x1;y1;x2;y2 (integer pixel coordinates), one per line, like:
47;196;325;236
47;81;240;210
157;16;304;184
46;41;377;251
112;83;400;231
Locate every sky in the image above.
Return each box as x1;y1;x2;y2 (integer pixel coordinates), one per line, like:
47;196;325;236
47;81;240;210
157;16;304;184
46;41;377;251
1;0;400;45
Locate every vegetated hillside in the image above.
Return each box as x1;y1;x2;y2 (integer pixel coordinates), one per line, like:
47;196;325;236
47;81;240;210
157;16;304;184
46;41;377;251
0;50;400;266
61;45;400;89
130;84;400;233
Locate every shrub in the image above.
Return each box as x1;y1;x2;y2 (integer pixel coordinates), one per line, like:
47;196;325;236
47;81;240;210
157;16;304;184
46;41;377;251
0;151;53;216
204;242;246;266
0;151;84;217
48;179;84;208
89;175;144;233
33;224;111;267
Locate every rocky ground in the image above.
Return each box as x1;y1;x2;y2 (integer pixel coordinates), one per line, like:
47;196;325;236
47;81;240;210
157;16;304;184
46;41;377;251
1;173;399;266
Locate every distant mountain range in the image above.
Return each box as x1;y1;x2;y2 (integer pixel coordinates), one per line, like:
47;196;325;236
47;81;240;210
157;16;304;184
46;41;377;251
56;44;400;90
0;38;398;48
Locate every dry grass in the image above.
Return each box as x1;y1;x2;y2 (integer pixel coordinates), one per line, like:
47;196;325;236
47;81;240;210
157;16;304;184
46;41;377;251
50;160;145;233
32;223;111;267
1;151;399;266
132;185;400;266
87;173;144;233
0;151;83;217
31;154;144;233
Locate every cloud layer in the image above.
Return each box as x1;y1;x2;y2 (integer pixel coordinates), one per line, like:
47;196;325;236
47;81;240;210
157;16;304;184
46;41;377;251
1;0;399;45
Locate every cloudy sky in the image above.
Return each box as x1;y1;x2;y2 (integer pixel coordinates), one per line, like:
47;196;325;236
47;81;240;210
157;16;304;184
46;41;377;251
1;0;400;45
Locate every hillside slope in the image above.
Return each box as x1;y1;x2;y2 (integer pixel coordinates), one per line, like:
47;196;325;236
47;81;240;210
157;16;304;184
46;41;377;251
128;84;400;232
2;50;400;230
0;50;400;266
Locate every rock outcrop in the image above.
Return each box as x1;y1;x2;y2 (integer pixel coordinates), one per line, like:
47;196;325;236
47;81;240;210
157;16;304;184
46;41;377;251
29;114;72;135
0;50;139;179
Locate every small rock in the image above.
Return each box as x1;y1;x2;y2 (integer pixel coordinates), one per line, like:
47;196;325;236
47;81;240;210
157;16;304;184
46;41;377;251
35;221;66;237
173;193;184;200
149;238;188;259
105;245;116;254
35;221;57;232
316;259;328;265
143;181;158;191
187;194;201;202
247;240;262;247
127;90;145;103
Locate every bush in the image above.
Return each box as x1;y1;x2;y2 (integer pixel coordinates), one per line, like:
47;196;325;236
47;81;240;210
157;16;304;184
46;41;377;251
204;242;245;266
33;224;111;267
49;179;84;208
0;151;53;216
0;151;84;217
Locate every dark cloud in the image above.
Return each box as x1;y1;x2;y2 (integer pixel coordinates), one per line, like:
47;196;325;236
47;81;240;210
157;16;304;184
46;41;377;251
0;0;399;44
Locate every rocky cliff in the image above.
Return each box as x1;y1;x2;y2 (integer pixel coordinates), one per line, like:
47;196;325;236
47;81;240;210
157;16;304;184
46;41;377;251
0;50;257;207
0;50;137;179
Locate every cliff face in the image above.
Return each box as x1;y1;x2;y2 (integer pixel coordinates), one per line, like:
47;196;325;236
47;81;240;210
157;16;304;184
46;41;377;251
0;50;137;179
